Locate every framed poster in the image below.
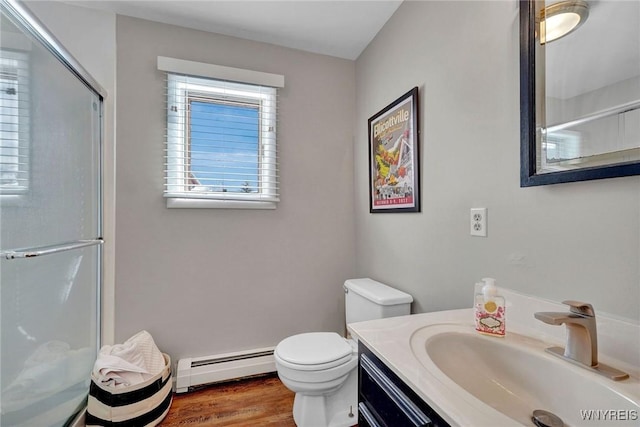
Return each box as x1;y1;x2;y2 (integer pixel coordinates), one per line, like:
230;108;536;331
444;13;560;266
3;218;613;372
368;87;420;213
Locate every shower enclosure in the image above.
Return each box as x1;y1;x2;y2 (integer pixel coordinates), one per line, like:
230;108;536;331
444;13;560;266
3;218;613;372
0;0;104;425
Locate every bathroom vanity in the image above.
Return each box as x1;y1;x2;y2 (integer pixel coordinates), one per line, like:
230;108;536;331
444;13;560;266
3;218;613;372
349;289;640;426
358;341;449;426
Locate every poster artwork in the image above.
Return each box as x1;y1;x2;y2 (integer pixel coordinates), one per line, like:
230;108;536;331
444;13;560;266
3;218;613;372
370;99;415;210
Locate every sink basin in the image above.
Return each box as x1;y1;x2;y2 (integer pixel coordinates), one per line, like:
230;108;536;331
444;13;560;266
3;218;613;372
410;325;640;426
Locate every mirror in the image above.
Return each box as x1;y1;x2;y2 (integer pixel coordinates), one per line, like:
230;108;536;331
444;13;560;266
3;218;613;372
520;0;640;186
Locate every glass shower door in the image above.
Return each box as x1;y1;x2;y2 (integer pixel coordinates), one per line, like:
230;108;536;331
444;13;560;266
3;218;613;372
0;1;103;425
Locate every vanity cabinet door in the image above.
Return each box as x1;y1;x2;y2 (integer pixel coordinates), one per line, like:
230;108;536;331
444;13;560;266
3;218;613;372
359;353;432;426
358;402;384;427
358;343;450;427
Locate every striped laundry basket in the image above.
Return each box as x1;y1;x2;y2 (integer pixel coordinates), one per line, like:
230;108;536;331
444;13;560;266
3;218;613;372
86;353;173;427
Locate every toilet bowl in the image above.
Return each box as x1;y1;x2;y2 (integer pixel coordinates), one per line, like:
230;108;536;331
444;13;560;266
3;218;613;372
274;278;413;427
275;332;358;427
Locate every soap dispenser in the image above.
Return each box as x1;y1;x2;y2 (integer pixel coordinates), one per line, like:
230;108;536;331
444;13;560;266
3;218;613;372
474;277;505;337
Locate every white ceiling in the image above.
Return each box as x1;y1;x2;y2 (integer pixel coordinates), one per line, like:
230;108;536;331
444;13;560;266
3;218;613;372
65;0;403;60
61;1;638;99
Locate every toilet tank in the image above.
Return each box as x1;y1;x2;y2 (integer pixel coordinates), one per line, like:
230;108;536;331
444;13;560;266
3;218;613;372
344;278;413;325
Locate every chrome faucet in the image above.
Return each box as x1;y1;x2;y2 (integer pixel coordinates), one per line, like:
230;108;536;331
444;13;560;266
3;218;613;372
534;300;629;381
534;300;598;366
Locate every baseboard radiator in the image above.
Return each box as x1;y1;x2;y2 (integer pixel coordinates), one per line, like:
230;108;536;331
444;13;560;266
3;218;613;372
175;347;276;393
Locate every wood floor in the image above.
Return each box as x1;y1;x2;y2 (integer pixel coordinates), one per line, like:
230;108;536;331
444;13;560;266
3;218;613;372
160;374;296;426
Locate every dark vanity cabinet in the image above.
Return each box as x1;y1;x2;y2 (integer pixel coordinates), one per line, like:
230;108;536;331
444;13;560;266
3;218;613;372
358;342;450;427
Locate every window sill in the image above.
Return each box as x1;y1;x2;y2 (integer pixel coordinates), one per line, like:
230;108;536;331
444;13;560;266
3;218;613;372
166;197;277;210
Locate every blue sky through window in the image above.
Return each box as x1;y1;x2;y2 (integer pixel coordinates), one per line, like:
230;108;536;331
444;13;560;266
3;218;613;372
189;100;259;192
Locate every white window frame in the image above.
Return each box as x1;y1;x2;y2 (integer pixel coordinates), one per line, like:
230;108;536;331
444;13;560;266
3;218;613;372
159;57;283;209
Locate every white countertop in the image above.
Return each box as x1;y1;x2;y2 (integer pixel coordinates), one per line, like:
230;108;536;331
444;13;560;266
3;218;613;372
349;309;513;426
348;295;640;427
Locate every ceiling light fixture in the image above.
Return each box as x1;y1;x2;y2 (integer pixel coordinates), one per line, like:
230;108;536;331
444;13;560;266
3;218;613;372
540;0;590;44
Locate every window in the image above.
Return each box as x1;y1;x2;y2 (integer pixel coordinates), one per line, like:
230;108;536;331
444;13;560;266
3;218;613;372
160;57;283;209
0;50;29;195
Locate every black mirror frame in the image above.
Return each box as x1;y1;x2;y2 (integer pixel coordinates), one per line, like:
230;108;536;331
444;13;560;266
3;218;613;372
519;0;640;187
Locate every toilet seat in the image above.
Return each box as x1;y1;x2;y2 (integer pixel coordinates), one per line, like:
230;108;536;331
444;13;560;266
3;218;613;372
275;332;354;371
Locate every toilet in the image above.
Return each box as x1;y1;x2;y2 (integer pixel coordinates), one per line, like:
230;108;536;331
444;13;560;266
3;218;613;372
274;278;413;427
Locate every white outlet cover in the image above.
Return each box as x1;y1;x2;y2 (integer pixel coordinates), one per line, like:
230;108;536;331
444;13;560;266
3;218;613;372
470;208;487;237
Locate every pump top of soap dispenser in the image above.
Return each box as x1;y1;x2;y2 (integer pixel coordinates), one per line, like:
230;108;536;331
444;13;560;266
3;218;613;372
481;277;497;298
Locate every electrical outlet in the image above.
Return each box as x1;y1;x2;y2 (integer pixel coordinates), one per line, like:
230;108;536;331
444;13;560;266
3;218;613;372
470;208;487;237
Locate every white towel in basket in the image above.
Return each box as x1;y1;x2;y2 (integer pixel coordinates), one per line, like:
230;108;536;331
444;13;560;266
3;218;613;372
93;330;165;388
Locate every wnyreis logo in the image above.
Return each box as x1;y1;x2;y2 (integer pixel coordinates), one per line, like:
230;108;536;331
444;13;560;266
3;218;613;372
580;409;638;422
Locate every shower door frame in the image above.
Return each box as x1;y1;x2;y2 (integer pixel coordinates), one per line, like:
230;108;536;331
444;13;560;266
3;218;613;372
1;0;106;350
0;0;107;421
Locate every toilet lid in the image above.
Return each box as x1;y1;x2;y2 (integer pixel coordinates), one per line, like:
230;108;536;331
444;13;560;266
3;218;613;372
275;332;353;369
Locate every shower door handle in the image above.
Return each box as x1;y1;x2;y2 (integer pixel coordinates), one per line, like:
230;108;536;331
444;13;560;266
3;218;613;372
1;238;103;259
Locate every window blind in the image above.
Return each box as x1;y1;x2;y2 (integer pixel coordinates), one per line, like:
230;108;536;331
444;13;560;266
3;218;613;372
159;57;283;209
0;50;29;194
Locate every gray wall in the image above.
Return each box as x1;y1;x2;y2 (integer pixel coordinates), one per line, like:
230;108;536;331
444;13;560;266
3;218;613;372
115;16;356;359
30;1;639;364
354;1;640;321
